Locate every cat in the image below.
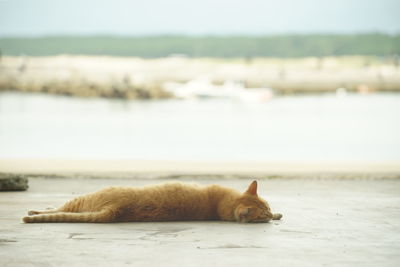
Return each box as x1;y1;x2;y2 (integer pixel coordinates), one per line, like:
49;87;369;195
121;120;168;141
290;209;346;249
23;180;282;223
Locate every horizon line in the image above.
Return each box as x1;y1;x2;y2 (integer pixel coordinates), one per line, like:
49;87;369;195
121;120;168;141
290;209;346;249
1;31;399;39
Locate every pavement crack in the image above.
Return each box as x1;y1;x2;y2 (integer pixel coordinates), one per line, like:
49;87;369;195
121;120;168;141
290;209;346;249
0;239;18;243
198;244;266;249
67;233;84;239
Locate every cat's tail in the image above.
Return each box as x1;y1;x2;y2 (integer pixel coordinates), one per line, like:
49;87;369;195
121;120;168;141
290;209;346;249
22;209;114;223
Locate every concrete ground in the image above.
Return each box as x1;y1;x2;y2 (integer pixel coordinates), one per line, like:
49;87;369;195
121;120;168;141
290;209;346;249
1;177;399;267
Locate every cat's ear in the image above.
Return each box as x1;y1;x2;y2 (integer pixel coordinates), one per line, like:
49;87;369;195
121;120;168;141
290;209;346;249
245;180;258;195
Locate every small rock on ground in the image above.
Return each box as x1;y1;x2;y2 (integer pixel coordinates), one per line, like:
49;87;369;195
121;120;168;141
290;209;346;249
0;173;28;191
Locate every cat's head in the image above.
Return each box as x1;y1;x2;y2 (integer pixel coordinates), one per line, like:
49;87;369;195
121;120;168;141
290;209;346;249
234;181;274;223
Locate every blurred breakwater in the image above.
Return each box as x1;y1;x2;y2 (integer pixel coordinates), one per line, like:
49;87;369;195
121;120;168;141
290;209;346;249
0;55;399;99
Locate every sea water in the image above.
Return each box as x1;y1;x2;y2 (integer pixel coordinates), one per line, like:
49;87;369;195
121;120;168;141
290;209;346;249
0;92;399;162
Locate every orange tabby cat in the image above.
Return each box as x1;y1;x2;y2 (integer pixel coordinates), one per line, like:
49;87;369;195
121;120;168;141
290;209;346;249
23;180;282;223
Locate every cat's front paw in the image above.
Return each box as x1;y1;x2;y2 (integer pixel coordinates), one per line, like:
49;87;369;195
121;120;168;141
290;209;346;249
273;213;282;220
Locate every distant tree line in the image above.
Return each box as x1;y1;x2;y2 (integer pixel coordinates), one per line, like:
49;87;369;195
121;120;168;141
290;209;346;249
0;33;399;57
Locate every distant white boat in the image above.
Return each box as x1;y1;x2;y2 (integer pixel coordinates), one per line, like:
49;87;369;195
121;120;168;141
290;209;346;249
164;78;273;102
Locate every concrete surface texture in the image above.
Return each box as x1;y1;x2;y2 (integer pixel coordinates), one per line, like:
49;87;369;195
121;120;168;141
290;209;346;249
0;177;399;266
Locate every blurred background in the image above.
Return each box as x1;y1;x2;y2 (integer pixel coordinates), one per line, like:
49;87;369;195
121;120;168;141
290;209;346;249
0;0;399;172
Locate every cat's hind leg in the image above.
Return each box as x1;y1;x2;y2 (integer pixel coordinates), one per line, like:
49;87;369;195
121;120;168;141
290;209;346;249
23;209;115;223
28;208;60;216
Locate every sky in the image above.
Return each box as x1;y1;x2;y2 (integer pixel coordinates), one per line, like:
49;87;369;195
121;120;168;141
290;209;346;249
0;0;399;37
